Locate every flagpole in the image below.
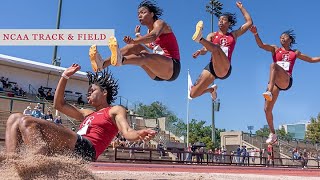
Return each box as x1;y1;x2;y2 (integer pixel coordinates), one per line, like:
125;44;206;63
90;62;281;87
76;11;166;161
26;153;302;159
186;69;191;147
187;95;190;147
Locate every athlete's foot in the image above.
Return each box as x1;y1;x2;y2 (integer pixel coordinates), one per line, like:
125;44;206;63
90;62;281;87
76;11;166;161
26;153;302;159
108;36;123;66
210;84;218;101
266;133;278;144
89;45;104;72
192;20;203;42
263;91;273;101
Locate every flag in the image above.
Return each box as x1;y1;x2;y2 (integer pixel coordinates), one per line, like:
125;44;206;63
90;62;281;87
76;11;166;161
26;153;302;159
187;70;193;100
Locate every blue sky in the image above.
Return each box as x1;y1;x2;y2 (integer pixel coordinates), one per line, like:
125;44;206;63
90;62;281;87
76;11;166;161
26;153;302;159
0;0;319;132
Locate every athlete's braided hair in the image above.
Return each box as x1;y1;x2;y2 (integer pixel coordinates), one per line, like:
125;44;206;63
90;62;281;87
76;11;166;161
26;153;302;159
220;12;237;30
138;0;163;20
282;29;296;47
87;69;119;104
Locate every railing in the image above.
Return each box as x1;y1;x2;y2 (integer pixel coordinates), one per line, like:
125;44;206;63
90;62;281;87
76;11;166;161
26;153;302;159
113;146;320;168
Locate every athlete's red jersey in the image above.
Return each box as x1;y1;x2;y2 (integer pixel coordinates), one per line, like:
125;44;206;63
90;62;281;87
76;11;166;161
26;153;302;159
149;32;180;60
211;32;236;62
80;107;118;159
273;48;297;76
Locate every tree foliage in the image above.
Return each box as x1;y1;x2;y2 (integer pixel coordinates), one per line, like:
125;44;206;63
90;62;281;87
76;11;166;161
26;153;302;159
134;101;225;149
255;125;270;137
135;101;182;134
306;113;320;143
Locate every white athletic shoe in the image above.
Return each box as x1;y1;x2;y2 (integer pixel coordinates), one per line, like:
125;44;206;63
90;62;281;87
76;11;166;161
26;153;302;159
263;91;273;101
210;84;218;101
192;21;203;43
89;45;104;72
266;133;278;144
109;36;123;66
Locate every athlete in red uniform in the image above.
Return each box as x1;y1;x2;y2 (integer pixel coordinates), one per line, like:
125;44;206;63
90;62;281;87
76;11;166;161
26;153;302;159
250;25;320;145
5;64;156;161
89;0;180;81
190;1;252;100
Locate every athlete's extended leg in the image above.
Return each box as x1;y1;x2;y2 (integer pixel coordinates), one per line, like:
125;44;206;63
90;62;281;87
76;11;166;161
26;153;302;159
263;63;290;101
189;70;216;99
264;86;280;144
192;21;230;77
5;113;24;154
199;38;230;77
108;37;174;80
18;116;78;155
89;41;148;72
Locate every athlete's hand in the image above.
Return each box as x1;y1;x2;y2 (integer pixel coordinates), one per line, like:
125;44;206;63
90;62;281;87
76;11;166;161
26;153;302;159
250;25;258;34
192;50;201;59
135;25;141;34
123;36;135;44
63;63;81;77
236;1;243;9
137;129;156;141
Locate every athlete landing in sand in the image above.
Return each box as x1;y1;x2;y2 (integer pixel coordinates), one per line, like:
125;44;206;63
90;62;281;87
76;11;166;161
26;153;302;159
5;64;156;161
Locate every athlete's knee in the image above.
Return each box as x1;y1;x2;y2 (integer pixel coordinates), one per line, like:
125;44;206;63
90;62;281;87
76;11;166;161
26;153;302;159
6;113;23;127
189;87;199;98
19;116;38;130
122;44;145;54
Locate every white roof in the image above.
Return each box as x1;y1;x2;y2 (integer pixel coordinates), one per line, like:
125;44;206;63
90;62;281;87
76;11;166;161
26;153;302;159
0;54;87;81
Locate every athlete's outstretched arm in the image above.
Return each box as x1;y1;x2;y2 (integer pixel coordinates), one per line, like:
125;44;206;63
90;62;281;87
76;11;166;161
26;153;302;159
296;51;320;63
54;64;90;121
250;25;276;53
134;25;153;49
233;2;253;38
123;20;166;45
113;106;156;141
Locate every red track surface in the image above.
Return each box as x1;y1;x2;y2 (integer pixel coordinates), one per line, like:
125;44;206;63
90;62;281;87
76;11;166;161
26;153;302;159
90;162;320;177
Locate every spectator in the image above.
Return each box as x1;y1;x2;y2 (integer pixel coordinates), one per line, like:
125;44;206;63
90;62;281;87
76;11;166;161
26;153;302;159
31;106;42;118
302;149;308;168
129;142;137;160
185;143;192;162
250;149;256;163
18;87;26;97
0;80;3;91
44;110;53;121
46;89;54;101
23;106;32;116
236;145;241;165
54;116;62;124
38;86;46;98
77;95;85;105
3;78;9;88
157;142;165;158
12;84;19;95
221;146;227;162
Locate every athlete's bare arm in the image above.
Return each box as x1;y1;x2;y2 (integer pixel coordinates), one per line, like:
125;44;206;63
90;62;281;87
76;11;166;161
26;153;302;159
296;50;320;63
54;64;92;121
124;20;167;45
232;1;253;39
111;105;156;141
250;25;277;53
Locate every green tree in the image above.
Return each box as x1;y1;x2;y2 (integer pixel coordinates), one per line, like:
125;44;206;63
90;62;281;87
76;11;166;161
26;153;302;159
188;119;225;149
255;125;270;137
134;101;226;148
276;126;293;141
306;113;320;143
135;101;182;134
